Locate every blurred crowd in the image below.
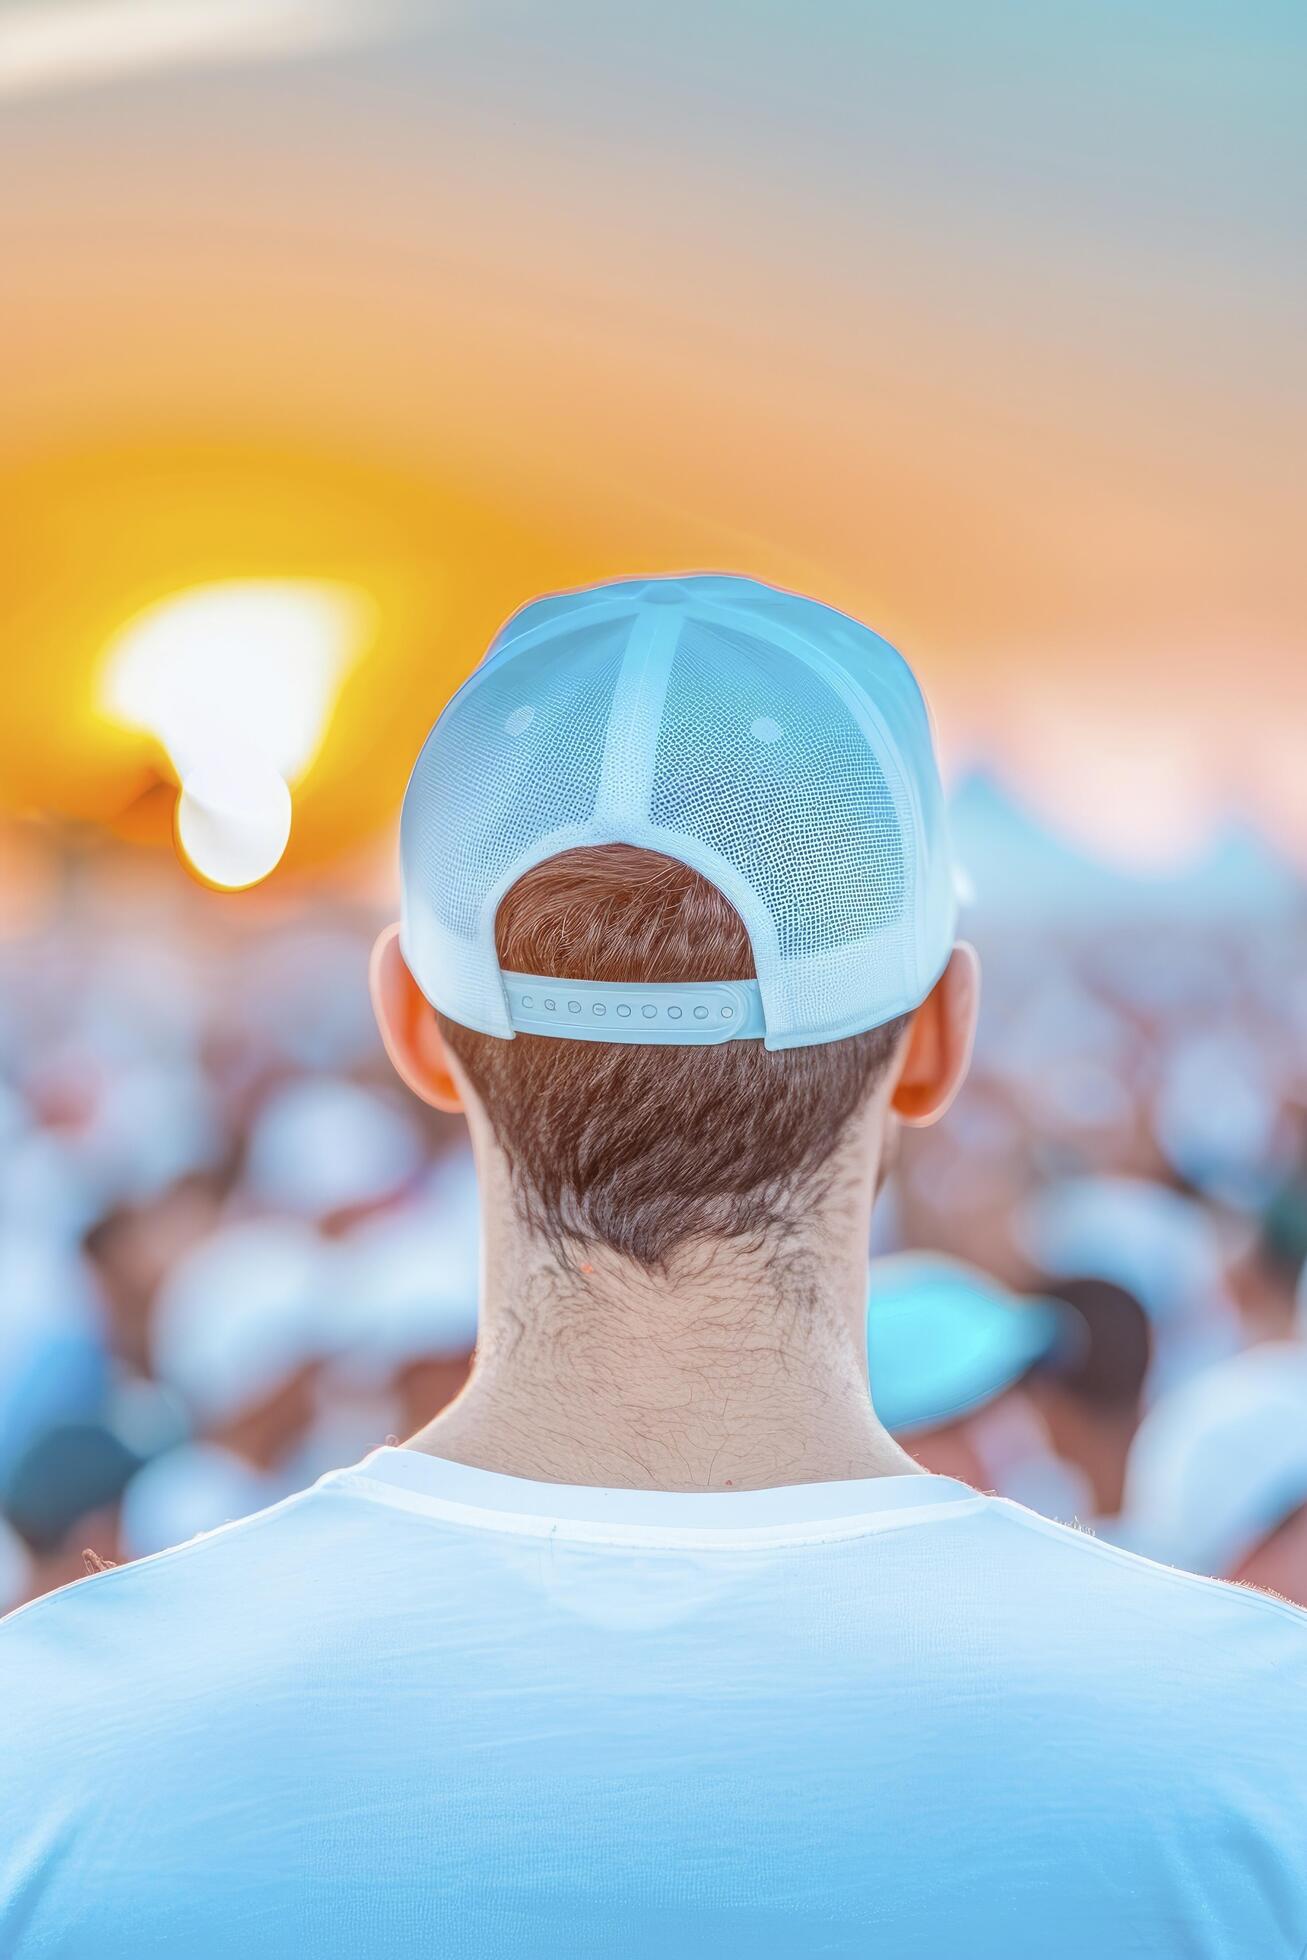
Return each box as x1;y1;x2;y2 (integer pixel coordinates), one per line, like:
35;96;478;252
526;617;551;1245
3;827;1307;1613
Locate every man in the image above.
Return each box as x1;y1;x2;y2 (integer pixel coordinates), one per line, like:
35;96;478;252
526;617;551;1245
863;1252;1084;1517
3;574;1304;1956
1115;1338;1307;1605
1023;1273;1153;1522
1019;1171;1241;1397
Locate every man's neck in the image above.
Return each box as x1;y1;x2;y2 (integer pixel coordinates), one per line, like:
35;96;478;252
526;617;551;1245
407;1143;919;1493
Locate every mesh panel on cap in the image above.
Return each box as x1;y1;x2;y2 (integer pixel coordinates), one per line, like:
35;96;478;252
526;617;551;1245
406;617;630;941
650;619;906;961
400;575;957;1048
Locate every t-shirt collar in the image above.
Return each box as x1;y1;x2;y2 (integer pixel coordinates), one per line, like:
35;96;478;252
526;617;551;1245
328;1444;983;1546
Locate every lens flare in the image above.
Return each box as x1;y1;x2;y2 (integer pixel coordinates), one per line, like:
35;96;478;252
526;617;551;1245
175;752;293;891
101;580;367;887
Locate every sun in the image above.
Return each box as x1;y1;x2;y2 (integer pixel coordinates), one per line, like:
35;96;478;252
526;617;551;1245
100;579;371;888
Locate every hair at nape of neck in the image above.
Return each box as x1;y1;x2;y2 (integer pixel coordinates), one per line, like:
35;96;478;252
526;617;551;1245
438;846;911;1270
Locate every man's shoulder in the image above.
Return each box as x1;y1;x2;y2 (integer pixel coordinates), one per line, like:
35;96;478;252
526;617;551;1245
975;1490;1307;1658
0;1484;328;1697
7;1473;1307;1698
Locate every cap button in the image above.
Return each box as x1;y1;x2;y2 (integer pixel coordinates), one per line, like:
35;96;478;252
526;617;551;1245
640;580;689;606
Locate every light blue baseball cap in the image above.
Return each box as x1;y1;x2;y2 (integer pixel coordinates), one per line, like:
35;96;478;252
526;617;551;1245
400;575;956;1050
867;1254;1061;1435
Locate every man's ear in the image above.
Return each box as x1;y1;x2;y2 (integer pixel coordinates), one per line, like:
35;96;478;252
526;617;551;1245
890;942;980;1127
370;925;464;1115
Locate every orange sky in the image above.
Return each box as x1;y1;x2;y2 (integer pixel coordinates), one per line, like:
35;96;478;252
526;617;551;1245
2;2;1304;873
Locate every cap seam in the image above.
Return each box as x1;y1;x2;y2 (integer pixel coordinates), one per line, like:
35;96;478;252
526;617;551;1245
592;607;680;827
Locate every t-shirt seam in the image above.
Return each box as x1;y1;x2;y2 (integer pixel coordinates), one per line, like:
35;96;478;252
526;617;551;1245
328;1467;994;1549
987;1496;1307;1632
7;1475;1306;1635
0;1485;322;1637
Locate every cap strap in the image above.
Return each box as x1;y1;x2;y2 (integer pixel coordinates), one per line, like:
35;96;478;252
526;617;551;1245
502;972;765;1045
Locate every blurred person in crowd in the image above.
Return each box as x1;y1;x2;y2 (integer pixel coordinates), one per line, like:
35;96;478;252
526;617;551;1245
83;1171;228;1374
1150;1026;1287;1213
111;1082;431;1554
3;577;1305;1959
0;1230;110;1493
0;1105;103;1242
120;1217;339;1556
1023;1276;1152;1523
1237;1502;1307;1609
890;1074;1040;1284
2;1420;142;1604
1017;1172;1241;1398
329;1159;479;1441
865;1252;1091;1518
1228;1151;1307;1343
1115;1343;1307;1607
227;922;382;1076
0;1515;32;1619
21;1025;226;1231
241;1072;426;1232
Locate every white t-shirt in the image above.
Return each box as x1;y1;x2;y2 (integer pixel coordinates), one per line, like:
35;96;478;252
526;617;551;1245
3;1445;1305;1957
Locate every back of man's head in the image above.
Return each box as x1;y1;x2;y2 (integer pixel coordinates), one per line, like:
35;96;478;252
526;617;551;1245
1033;1276;1152;1417
376;574;973;1269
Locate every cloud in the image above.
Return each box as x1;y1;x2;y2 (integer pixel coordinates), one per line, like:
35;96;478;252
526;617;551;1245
0;0;419;99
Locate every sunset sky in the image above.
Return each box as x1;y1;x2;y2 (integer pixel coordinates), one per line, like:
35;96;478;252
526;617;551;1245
3;0;1304;877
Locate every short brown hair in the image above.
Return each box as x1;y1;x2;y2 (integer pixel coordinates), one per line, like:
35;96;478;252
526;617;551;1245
439;846;908;1268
